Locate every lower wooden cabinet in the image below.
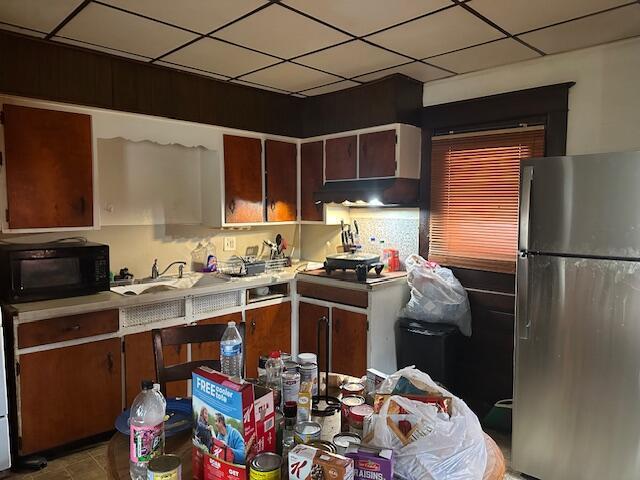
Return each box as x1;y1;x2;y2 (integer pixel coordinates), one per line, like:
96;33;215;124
245;303;291;378
18;338;121;455
124;331;187;406
332;308;367;377
298;301;368;377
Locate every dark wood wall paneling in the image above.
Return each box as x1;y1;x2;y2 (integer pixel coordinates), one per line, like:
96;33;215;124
0;30;423;139
420;83;573;416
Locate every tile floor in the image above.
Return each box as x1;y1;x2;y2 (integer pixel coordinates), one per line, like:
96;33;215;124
1;442;108;480
0;433;521;479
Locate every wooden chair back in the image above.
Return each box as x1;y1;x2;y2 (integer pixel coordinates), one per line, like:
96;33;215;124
152;322;245;396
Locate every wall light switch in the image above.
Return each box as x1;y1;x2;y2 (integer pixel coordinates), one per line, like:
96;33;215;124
223;237;236;251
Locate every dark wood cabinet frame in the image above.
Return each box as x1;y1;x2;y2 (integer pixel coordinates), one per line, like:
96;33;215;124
419;82;574;415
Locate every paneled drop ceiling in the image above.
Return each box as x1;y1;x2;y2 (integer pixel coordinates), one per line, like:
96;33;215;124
1;0;639;97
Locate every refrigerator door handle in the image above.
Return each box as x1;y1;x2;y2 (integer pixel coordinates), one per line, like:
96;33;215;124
517;253;530;340
519;166;534;251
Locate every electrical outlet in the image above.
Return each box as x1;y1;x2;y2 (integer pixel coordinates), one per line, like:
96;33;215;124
223;237;236;251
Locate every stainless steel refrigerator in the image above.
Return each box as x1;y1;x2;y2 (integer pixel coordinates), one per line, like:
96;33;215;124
513;151;640;480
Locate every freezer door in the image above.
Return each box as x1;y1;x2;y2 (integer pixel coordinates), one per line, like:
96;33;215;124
520;151;640;257
513;254;640;480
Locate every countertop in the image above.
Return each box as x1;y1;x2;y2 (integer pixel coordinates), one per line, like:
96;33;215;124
6;263;408;322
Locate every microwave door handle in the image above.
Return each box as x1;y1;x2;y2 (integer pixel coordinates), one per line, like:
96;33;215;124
520;166;534;251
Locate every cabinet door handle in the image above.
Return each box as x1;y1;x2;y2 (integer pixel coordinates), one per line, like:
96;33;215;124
251;320;256;335
107;352;114;373
79;196;86;214
347;142;352;158
228;199;236;213
270;199;276;211
66;324;81;332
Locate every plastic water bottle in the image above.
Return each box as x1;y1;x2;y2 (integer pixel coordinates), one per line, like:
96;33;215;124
220;321;243;378
266;351;285;409
129;380;166;480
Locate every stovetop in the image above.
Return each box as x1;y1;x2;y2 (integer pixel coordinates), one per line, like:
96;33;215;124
301;268;406;285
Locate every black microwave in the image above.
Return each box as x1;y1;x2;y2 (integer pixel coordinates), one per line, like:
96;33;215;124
0;241;110;303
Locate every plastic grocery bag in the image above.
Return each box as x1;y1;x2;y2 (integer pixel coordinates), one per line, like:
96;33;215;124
367;367;487;480
402;255;472;336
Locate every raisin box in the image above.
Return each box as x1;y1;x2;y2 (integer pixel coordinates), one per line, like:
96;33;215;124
289;444;354;480
345;444;394;480
192;367;275;480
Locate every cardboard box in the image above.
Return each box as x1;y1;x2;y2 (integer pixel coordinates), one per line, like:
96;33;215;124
289;444;354;480
345;445;394;480
192;367;275;480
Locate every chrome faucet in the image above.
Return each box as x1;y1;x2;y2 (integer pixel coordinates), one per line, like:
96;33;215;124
151;259;186;279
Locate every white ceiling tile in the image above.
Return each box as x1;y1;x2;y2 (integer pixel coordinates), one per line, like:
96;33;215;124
283;0;451;36
0;0;82;34
215;4;350;59
58;3;197;59
155;61;231;80
355;61;452;83
300;80;361;96
519;5;640;54
101;0;268;34
53;36;153;61
163;37;279;78
241;62;341;92
428;38;539;74
367;6;504;59
296;40;408;78
468;0;630;34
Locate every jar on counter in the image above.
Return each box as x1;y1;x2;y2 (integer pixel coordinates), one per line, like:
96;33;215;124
349;404;374;437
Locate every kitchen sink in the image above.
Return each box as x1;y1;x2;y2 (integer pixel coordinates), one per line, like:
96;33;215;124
110;272;229;295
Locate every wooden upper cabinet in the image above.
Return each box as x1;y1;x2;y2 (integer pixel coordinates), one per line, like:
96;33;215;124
359;129;397;178
265;139;297;222
223;134;263;223
245;302;291;378
331;308;367;378
19;338;121;454
298;302;330;371
2;104;93;229
300;141;324;222
325;135;357;181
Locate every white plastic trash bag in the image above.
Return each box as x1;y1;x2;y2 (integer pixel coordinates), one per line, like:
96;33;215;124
366;367;487;480
403;255;472;336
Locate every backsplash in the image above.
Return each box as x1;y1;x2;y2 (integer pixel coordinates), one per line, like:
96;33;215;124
351;209;419;264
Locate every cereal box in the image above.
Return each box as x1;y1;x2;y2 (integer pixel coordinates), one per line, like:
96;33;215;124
288;444;354;480
192;367;275;480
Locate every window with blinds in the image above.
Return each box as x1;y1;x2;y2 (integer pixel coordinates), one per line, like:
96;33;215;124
429;126;545;273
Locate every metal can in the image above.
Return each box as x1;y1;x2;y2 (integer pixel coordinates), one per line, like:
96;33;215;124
283;360;299;372
282;370;301;405
147;454;181;480
249;452;282;480
294;421;322;444
308;440;337;454
341;382;365;397
299;362;318;396
340;395;365;430
332;432;362;455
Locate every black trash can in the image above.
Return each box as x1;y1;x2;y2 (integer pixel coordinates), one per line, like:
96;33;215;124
395;318;461;389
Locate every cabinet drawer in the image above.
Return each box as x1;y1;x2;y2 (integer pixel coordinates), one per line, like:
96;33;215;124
18;309;119;348
297;282;368;309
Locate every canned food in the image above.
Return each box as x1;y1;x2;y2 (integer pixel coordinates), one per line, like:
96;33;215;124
283;360;298;372
299;362;318;396
349;404;374;437
332;432;361;455
308;440;337;454
147;454;181;480
294;421;322;444
282;370;301;405
250;452;282;480
341;382;365;397
340;395;365;430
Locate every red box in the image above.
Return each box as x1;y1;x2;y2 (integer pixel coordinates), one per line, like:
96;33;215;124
192;367;275;480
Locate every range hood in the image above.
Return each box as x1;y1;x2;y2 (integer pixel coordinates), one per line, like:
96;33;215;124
313;178;420;207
